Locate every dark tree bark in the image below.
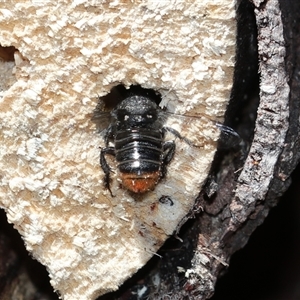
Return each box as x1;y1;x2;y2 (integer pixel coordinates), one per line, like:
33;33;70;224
178;0;299;298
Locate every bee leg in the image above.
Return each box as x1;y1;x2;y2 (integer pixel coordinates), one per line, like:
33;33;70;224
103;124;115;147
163;126;193;146
161;141;175;178
100;147;115;197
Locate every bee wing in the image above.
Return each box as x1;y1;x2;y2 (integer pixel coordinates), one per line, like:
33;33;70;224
91;105;113;133
158;111;241;148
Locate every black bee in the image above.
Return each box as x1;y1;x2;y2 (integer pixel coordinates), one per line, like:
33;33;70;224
92;85;239;196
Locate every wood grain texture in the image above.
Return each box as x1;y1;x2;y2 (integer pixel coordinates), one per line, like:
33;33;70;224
0;1;236;299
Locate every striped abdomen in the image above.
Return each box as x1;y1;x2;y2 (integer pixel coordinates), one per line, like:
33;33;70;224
115;128;163;193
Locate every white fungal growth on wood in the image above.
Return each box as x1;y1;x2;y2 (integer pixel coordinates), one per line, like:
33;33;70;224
0;1;236;299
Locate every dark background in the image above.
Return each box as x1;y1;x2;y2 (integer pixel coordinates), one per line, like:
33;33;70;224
211;162;300;300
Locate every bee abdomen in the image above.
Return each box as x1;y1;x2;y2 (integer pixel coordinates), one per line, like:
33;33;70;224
115;130;163;173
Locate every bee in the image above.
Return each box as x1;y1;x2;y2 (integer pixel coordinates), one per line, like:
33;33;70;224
92;85;240;196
